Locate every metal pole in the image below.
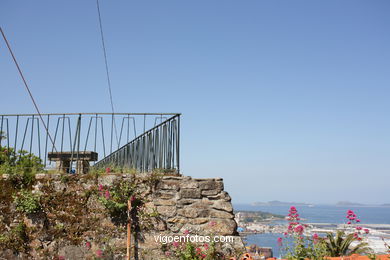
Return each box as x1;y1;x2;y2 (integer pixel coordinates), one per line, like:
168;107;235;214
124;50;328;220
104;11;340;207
127;199;132;260
14;115;19;153
177;115;180;173
44;115;49;165
30;115;34;155
0;115;4;148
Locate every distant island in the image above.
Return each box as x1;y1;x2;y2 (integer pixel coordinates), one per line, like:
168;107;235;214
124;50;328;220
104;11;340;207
252;200;313;206
235;210;284;223
336;201;390;207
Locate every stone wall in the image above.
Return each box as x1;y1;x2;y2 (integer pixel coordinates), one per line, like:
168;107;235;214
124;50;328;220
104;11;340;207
0;173;244;259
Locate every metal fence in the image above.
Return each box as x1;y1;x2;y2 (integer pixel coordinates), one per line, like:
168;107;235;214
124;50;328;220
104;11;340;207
0;113;180;173
95;114;180;172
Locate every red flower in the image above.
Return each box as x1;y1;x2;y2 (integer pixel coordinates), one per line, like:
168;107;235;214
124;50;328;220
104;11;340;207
104;190;110;199
294;225;304;234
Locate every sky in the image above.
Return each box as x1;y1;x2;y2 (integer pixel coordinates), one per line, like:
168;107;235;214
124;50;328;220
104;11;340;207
1;0;389;204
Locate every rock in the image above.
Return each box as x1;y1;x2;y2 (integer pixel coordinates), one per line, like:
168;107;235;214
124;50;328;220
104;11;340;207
197;180;224;191
207;191;231;201
189;218;209;225
209;209;234;219
212;200;233;212
180;188;201;199
204;219;238;235
201;189;219;196
156;206;176;217
156;180;181;191
176;199;199;207
177;207;209;218
155;190;176;200
154;199;176;206
180;181;198;189
35;173;47;180
58;246;88;260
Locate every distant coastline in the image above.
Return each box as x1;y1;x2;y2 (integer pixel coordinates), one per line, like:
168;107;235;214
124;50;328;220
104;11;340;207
251;200;390;208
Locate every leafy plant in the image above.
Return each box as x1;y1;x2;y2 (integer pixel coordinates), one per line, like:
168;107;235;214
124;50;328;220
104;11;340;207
324;230;370;256
279;207;372;260
163;239;224;260
13;189;41;214
0;222;30;253
1;146;44;187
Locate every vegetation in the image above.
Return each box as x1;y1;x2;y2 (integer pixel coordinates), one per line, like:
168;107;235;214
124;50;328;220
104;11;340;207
279;207;372;260
13;189;41;214
324;230;371;257
0;146;44;187
0;223;30;254
97;172;162;230
236;210;284;223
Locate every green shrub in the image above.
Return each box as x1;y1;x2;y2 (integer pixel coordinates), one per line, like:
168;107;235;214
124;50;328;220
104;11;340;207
13;189;41;214
0;146;44;187
0;223;30;253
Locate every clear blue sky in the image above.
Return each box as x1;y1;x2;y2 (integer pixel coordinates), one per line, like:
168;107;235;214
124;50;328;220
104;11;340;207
1;0;389;204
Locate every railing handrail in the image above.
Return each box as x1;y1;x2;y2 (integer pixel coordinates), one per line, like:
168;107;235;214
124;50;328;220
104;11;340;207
95;114;180;164
0;112;181;117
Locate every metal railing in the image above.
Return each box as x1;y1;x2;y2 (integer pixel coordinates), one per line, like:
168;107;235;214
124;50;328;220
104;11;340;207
0;113;180;173
95;114;180;172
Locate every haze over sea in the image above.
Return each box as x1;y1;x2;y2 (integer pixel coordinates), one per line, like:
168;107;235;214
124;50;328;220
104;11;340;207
234;204;390;257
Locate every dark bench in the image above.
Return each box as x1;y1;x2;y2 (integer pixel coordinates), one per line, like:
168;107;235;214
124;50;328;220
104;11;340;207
48;151;98;174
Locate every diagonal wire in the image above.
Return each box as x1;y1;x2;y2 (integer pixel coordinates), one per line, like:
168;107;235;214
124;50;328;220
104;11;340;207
0;27;58;152
95;0;120;149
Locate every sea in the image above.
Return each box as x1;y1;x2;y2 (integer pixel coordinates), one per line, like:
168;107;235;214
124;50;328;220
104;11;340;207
233;204;390;257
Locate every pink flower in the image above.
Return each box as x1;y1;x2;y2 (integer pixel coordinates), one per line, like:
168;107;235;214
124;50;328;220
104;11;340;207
364;229;369;234
196;247;202;254
98;184;103;191
85;241;91;249
294;225;304;234
58;256;65;260
173;242;179;247
356;219;361;223
313;233;319;244
96;249;103;257
347;221;351;225
356;226;362;231
165;251;171;256
104;190;110;199
277;237;283;246
203;243;209;250
183;229;190;235
105;167;111;173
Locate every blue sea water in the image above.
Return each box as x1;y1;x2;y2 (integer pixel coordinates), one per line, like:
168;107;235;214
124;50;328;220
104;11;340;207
234;204;390;257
